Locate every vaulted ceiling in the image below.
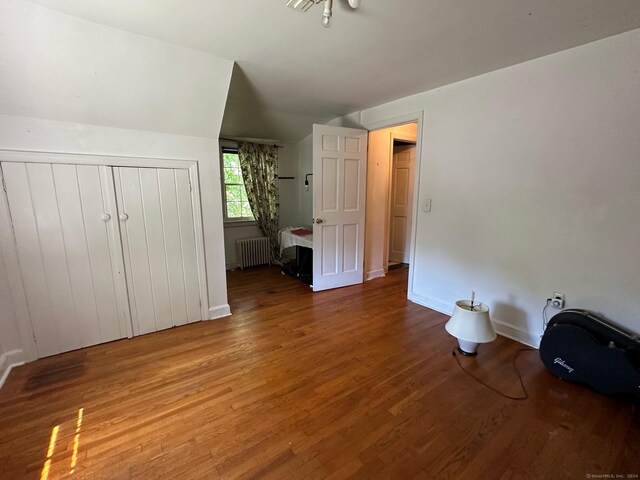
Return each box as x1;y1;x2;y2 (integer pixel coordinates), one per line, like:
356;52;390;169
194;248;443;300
26;0;640;142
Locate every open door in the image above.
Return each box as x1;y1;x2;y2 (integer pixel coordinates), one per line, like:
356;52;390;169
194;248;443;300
388;143;416;264
312;124;368;292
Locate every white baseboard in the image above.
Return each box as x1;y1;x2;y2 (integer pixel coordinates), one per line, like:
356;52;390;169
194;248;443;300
208;304;231;320
408;291;453;316
0;349;25;390
365;269;386;281
492;319;541;348
407;292;540;349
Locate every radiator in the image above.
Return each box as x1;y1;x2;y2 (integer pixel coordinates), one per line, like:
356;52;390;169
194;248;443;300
236;237;271;269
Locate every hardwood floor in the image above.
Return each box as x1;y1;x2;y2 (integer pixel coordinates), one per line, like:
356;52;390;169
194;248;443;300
0;267;638;479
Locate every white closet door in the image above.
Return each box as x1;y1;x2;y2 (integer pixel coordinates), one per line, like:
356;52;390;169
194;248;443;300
1;162;127;357
114;167;201;335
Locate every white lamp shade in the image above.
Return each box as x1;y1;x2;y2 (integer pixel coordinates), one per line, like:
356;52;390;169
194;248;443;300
445;300;497;344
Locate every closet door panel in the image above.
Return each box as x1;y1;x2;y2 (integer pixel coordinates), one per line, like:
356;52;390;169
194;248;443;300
52;164;102;348
2;162;125;357
2;163;60;356
158;169;188;327
175;169;202;324
139;169;173;331
115;166;202;334
26;163;80;353
76;165;123;342
115;167;158;335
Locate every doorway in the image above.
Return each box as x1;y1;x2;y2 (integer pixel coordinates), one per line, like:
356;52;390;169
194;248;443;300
364;121;418;283
225;117;422;299
388;140;416;268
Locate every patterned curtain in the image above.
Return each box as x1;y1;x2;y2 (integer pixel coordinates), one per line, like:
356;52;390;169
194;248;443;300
237;141;282;264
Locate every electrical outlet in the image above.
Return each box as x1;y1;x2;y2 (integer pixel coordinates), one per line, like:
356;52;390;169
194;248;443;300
552;292;565;309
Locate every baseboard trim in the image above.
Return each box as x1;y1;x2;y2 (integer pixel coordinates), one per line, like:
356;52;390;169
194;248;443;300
408;291;453;316
208;304;231;320
0;349;25;390
492;319;540;348
225;262;238;270
407;292;540;348
365;269;386;281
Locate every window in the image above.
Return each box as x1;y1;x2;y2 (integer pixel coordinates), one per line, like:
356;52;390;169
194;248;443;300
221;148;255;222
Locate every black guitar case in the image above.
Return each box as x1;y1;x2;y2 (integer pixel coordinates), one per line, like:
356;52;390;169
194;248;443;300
539;309;640;397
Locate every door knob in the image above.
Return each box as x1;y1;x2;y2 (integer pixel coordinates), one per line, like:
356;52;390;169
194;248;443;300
101;213;111;222
119;213;129;221
314;218;323;224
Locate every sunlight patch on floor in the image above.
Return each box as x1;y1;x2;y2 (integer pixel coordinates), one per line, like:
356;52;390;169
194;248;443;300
40;408;84;479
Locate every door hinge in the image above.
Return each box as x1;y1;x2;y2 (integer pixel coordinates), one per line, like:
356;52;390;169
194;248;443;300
199;298;202;307
1;177;6;193
189;179;193;192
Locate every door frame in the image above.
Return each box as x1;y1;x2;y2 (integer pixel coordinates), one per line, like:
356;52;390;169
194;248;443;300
0;149;210;362
362;112;424;302
385;137;417;270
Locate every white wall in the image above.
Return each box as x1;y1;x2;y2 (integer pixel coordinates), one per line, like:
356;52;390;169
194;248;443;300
0;0;234;374
0;0;231;138
295;134;314;227
348;29;640;346
278;144;301;228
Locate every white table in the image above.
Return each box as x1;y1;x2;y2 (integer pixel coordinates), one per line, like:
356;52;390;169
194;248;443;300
279;227;313;285
280;227;313;253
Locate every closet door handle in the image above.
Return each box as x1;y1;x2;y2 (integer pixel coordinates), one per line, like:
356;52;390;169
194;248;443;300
119;213;129;221
314;218;323;224
101;213;111;222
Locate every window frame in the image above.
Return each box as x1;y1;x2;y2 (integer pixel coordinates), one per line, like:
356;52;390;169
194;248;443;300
220;146;256;225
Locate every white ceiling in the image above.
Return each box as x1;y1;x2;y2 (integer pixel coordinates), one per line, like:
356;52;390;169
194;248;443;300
26;0;640;142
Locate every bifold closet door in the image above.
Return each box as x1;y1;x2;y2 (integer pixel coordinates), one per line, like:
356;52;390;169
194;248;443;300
114;167;202;335
1;162;129;357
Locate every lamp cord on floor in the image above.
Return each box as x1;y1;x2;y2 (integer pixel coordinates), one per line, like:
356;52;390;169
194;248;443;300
452;347;536;401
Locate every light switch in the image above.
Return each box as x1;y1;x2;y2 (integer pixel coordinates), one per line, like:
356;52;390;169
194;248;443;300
423;198;432;212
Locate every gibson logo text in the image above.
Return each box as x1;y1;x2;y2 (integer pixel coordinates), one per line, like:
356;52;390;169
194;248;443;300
554;357;574;373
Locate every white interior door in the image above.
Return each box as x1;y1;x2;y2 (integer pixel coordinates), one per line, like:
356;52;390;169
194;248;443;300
114;167;202;335
1;162;129;357
388;144;416;264
312;124;368;292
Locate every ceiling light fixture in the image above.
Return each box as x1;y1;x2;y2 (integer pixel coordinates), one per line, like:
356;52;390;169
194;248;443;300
286;0;361;28
285;0;317;12
322;0;333;28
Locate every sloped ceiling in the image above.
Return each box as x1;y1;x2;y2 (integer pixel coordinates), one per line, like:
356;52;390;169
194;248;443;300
25;0;640;142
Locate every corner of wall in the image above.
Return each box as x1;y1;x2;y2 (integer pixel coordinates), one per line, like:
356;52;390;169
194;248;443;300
492;320;541;348
0;349;26;390
408;291;454;316
208;304;231;320
365;269;386;281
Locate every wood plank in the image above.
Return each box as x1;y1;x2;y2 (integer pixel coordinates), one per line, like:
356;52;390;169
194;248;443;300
138;168;172;331
175;168;201;323
1;162;59;356
115;167;157;335
27;163;80;354
52;164;102;348
77;164;124;342
157;168;189;327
